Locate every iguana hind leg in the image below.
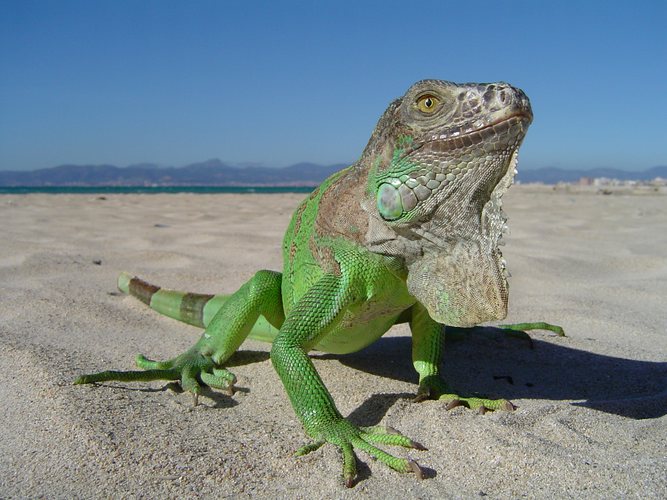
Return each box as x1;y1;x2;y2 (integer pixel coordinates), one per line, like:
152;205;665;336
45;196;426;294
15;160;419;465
75;270;284;403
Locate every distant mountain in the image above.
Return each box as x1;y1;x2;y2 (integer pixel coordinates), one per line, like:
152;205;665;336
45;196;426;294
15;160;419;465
0;160;347;187
0;161;665;186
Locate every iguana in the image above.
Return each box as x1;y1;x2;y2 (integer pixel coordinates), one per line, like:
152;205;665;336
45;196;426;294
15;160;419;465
76;79;563;487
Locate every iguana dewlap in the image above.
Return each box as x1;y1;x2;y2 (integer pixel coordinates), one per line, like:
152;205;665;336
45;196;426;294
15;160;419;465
77;80;559;487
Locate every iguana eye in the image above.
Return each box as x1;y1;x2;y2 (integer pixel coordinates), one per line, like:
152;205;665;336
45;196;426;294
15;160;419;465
417;94;439;113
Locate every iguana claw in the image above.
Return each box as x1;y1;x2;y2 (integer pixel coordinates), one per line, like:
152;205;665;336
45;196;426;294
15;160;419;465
445;399;462;411
412;392;430;404
408;459;424;480
410;440;428;451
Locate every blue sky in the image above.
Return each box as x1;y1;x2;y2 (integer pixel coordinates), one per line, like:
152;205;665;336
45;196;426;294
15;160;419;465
1;0;665;171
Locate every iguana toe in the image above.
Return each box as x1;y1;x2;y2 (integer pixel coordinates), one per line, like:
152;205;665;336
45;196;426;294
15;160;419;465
498;321;565;337
295;441;326;456
200;367;237;395
360;425;428;451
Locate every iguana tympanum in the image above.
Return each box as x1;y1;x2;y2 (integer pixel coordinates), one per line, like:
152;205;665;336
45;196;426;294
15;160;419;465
76;80;562;486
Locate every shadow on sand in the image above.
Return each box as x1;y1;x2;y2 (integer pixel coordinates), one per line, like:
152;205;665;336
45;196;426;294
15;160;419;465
310;326;667;420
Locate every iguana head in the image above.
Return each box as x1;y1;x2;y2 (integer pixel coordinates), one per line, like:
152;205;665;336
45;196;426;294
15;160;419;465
362;80;532;326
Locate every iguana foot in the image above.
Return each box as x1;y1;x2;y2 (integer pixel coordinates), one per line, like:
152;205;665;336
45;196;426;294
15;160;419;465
296;420;425;487
74;347;237;405
414;375;515;412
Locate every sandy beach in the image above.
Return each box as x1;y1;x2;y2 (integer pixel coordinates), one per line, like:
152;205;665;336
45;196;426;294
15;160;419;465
0;186;665;498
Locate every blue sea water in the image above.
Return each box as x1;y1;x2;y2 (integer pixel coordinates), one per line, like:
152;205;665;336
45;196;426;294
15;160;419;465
0;185;316;195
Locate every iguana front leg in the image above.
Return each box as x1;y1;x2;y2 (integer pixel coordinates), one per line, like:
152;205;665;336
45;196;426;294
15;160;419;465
410;303;515;412
270;274;424;487
75;270;284;404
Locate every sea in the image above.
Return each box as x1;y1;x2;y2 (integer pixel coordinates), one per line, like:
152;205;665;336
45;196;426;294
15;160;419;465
0;186;316;195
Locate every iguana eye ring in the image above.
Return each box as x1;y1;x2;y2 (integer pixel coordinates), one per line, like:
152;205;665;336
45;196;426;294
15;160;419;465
417;94;439;113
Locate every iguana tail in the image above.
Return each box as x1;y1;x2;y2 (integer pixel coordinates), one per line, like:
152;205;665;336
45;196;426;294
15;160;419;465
117;272;280;343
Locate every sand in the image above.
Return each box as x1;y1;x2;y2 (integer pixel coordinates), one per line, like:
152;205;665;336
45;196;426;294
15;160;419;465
0;186;665;498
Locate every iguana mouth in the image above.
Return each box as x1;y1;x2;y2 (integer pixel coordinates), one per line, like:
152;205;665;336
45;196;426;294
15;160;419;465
423;112;532;153
394;112;532;164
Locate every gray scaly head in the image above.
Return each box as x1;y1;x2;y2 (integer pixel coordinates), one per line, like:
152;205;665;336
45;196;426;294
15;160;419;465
362;79;533;326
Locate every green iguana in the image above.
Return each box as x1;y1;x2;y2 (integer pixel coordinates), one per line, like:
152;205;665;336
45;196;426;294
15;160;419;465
76;79;562;487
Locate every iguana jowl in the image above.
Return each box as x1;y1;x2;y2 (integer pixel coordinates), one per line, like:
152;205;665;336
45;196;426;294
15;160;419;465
77;80;561;486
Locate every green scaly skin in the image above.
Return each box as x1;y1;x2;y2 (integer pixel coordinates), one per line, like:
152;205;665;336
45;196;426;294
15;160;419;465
76;80;563;487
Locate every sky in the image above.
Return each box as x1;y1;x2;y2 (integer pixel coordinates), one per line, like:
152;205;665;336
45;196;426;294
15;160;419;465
0;0;665;172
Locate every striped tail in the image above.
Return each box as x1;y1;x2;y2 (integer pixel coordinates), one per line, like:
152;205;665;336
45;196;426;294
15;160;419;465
117;272;280;343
